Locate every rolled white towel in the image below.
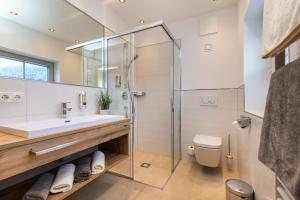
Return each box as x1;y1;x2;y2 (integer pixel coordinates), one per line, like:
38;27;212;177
50;164;75;194
91;151;105;174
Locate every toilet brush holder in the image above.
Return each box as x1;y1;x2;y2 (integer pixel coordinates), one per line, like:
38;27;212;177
226;154;233;170
226;133;233;170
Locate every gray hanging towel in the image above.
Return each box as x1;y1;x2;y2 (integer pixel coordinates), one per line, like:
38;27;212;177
23;173;54;200
258;57;300;199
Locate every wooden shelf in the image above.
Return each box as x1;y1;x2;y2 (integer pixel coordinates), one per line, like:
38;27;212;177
48;154;128;200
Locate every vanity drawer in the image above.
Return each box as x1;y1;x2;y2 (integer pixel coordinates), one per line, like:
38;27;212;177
0;121;129;181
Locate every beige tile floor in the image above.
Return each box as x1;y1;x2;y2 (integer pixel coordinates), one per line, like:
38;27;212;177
66;160;239;200
109;151;172;188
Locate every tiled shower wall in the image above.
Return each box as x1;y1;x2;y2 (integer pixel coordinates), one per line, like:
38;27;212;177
134;42;172;156
181;88;239;170
0;77;101;123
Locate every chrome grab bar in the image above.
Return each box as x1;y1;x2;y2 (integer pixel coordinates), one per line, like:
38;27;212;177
29;141;80;156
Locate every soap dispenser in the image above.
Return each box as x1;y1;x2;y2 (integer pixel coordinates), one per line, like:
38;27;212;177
79;91;87;109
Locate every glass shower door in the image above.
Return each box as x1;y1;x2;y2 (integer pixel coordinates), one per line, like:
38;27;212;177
106;36;133;178
106;22;182;188
172;42;181;169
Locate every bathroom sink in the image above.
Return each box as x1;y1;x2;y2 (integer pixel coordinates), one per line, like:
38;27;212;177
0;115;125;139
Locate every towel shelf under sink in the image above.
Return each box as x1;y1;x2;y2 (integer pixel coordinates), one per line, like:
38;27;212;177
0;120;130;181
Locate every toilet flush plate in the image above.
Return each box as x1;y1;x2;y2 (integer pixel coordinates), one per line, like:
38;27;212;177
200;95;218;106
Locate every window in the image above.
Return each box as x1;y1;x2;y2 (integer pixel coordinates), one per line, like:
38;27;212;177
0;50;54;82
284;47;289;65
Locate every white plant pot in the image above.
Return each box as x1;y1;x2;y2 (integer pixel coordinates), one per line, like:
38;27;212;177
100;109;109;115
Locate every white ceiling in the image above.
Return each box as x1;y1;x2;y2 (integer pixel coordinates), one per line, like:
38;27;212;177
101;0;238;27
0;0;104;45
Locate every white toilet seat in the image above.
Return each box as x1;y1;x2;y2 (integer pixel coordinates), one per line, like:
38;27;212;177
193;134;222;149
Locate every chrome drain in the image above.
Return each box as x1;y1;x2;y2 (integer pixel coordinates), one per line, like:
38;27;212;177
140;162;151;168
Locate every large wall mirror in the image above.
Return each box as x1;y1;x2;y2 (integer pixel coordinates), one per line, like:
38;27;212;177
0;0;106;88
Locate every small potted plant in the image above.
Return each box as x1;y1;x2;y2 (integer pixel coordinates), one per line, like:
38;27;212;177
97;92;112;115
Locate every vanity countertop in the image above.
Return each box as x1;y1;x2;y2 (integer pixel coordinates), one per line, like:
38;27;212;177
0;117;130;151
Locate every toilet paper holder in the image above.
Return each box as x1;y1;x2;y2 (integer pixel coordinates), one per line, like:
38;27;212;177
235;115;251;128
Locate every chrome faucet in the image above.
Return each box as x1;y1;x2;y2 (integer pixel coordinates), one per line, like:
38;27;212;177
61;102;72;118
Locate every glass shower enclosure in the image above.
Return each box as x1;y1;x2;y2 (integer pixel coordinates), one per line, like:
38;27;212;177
106;21;181;188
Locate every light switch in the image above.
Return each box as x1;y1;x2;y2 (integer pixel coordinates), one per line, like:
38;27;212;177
204;43;213;51
200;95;218;106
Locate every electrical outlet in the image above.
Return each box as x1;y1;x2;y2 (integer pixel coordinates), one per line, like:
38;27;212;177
12;92;24;103
0;92;24;103
0;93;10;103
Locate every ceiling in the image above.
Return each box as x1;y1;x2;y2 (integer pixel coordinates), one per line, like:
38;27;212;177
0;0;104;45
101;0;238;27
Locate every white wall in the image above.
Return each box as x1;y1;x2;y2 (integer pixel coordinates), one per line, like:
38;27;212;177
67;0;130;34
166;5;241;171
237;87;276;200
168;5;242;90
289;40;300;62
181;89;239;170
0;17;82;85
0;77;101;124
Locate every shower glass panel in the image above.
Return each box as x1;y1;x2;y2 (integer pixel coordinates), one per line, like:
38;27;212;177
133;27;173;188
173;43;181;169
107;22;181;188
106;35;134;178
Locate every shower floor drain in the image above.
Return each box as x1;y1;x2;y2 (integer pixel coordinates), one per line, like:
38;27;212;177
140;162;151;168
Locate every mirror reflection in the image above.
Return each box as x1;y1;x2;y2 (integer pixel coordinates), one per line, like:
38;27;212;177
0;0;105;87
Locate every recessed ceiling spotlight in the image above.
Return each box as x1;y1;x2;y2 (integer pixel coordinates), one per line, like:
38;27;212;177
48;28;55;32
9;11;18;16
139;19;145;24
75;40;80;44
119;0;126;3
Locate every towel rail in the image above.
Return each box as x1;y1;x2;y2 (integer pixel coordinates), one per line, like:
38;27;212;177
276;177;295;200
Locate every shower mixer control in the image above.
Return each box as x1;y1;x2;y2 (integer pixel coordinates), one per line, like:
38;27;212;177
122;91;128;100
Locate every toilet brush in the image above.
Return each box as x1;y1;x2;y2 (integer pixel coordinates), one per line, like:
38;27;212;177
226;134;233;170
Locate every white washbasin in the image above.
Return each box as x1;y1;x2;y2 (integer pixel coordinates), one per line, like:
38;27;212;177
0;115;126;139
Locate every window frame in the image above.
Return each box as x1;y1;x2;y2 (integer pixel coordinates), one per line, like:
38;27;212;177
0;50;54;82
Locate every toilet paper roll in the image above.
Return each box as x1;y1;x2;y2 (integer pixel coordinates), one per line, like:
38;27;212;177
232;120;242;131
187;145;194;156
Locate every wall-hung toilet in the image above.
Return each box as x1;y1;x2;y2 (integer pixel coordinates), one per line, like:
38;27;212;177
193;134;222;168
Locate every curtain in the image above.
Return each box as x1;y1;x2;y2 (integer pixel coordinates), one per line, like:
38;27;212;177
262;0;300;58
